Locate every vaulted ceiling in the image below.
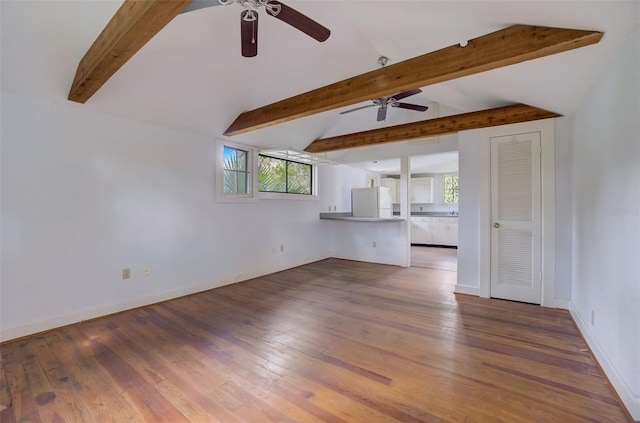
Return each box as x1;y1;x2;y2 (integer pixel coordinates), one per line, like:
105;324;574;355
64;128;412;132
2;1;637;164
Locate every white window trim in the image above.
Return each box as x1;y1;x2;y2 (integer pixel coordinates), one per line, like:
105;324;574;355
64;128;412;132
215;139;259;203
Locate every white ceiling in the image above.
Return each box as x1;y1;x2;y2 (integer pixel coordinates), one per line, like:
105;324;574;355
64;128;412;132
2;1;638;168
349;151;459;175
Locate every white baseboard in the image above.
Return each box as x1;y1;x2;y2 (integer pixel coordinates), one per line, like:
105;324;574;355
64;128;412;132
551;299;571;310
0;255;328;343
569;302;639;420
329;253;403;267
454;284;480;296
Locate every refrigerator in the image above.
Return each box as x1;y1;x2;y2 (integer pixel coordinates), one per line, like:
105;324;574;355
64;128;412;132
351;187;393;218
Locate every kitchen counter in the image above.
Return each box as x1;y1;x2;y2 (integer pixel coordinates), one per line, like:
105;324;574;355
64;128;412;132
394;212;459;217
320;212;405;223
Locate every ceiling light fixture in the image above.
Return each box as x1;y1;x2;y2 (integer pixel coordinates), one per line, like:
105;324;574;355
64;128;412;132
220;0;281;21
340;56;429;121
212;0;330;57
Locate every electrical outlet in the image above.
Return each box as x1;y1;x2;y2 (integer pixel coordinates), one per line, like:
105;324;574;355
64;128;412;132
143;266;150;276
591;310;595;326
122;268;131;280
280;245;284;252
372;241;376;248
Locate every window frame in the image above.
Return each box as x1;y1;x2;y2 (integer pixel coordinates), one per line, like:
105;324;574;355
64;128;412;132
442;173;459;205
215;139;258;203
223;145;250;195
258;154;318;200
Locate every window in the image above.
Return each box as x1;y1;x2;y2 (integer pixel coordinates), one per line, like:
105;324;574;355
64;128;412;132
259;155;312;195
443;175;459;204
216;140;257;203
223;146;249;195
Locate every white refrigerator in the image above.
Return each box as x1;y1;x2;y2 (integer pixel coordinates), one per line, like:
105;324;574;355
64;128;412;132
351;187;393;218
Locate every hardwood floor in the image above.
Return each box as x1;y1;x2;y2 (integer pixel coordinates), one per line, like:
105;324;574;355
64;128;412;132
411;245;458;271
0;259;631;422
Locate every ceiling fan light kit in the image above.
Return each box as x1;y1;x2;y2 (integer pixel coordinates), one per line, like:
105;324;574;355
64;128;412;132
218;0;330;57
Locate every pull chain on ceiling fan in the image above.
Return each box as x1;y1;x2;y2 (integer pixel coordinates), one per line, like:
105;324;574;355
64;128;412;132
340;56;429;121
219;0;330;57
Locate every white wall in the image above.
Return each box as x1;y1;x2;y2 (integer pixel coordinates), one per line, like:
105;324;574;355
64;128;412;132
456;132;482;296
0;91;415;341
328;219;408;266
567;26;639;419
0;92;335;341
554;115;574;301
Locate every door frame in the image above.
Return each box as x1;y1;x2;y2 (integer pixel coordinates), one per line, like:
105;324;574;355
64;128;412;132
476;119;558;308
489;132;542;304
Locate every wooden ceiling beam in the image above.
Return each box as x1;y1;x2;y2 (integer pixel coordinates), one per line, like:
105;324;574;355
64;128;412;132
304;104;561;153
68;0;192;104
224;24;601;136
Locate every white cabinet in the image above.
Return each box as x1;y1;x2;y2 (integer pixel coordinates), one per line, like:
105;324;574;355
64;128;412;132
431;217;458;246
410;177;434;203
411;216;458;246
410;217;432;244
380;177;434;204
380;178;400;203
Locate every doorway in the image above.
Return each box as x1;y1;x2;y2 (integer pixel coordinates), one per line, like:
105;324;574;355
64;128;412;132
407;153;459;274
410;246;457;272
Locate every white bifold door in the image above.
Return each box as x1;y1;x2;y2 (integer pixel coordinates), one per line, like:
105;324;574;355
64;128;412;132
490;132;542;304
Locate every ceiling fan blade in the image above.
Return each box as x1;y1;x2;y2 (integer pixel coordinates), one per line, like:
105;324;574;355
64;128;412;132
394;102;429;112
339;104;377;115
266;1;330;42
241;10;258;58
392;88;422;101
377;107;387;122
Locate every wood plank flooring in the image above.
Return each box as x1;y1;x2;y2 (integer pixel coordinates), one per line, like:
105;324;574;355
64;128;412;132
411;246;458;271
0;258;631;422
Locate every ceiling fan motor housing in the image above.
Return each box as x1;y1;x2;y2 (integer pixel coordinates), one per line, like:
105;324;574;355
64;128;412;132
219;0;328;56
228;0;282;16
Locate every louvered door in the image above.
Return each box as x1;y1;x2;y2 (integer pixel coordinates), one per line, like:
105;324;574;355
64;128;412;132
490;133;541;304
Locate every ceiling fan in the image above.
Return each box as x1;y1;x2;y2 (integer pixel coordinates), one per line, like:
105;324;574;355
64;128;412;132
183;0;330;57
340;56;429;122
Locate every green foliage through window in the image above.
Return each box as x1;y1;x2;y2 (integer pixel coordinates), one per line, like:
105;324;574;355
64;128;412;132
443;175;459;204
223;146;249;195
259;155;312;195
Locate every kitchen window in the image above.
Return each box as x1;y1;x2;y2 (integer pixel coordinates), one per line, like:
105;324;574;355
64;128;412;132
443;175;459;204
259;155;312;195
